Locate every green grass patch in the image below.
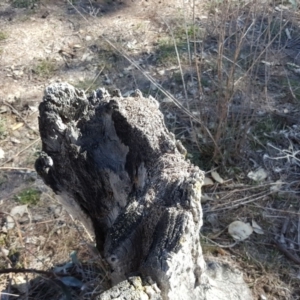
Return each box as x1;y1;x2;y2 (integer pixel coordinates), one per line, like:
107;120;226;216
156;38;182;65
253;117;281;136
0;31;8;41
33;59;56;77
282;78;300;101
11;0;39;8
0;117;7;139
98;46;122;65
174;24;204;40
250;116;282;149
75;78;99;93
15;188;41;205
154;23;203;66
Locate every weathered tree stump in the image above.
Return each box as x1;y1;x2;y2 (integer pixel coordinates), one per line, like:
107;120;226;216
35;82;252;300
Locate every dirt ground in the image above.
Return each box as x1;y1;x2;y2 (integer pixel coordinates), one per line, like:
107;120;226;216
1;0;300;299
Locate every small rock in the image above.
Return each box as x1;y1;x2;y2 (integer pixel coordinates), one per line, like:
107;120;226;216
203;177;214;186
11;123;23;131
211;171;224;184
1;247;9;256
25;236;39;245
12;275;27;293
206;214;220;228
28;105;38;113
6;216;15;230
150;83;158;91
85;35;92;41
123;65;135;74
41;10;50;19
127;40;137;49
188;89;197;96
165;112;175;119
201;193;214;203
228;220;253;241
54;205;63;218
10;137;21;144
81;52;94;62
13;70;23;77
7;92;21;103
28;134;38;140
247;168;268;182
162;97;173;103
123;90;135;97
293;68;300;74
187;81;194;88
191;111;200;116
32;214;44;222
158;69;165;75
12;130;21;138
0;148;4;159
104;78;112;85
19;215;30;224
0;105;8;113
11;205;28;217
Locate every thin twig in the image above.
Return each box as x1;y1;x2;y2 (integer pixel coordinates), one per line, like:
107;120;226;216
0;268;73;277
207;191;272;212
66;0;223;160
1;212;28;268
284;69;297;100
273;239;300;265
248;204;300;216
68;213;94;242
1;247;13;266
0;138;40;167
85;65;105;93
0;167;35;171
68;213;109;274
164;20;189;105
0;292;19;298
234;19;289;86
2;100;39;135
201;234;239;248
298;211;300;249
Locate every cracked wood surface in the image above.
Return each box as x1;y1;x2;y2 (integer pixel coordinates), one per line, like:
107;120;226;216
35;82;252;299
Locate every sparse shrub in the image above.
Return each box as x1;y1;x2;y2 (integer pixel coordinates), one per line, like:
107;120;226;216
33;59;56;77
177;0;300;167
15;188;41;205
0;117;7;139
11;0;39;8
0;31;8;41
157;38;178;65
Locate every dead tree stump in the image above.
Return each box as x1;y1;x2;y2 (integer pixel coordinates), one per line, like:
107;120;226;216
35;82;252;300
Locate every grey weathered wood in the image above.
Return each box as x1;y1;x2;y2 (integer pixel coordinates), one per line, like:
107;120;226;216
35;82;252;300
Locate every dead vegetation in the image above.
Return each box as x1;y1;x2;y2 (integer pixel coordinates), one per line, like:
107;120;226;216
0;0;300;299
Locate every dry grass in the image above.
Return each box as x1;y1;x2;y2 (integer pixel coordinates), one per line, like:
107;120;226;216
175;1;300;167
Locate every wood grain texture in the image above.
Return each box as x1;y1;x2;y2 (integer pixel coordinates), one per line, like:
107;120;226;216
36;82;252;299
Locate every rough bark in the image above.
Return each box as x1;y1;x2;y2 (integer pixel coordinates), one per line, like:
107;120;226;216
35;82;252;300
